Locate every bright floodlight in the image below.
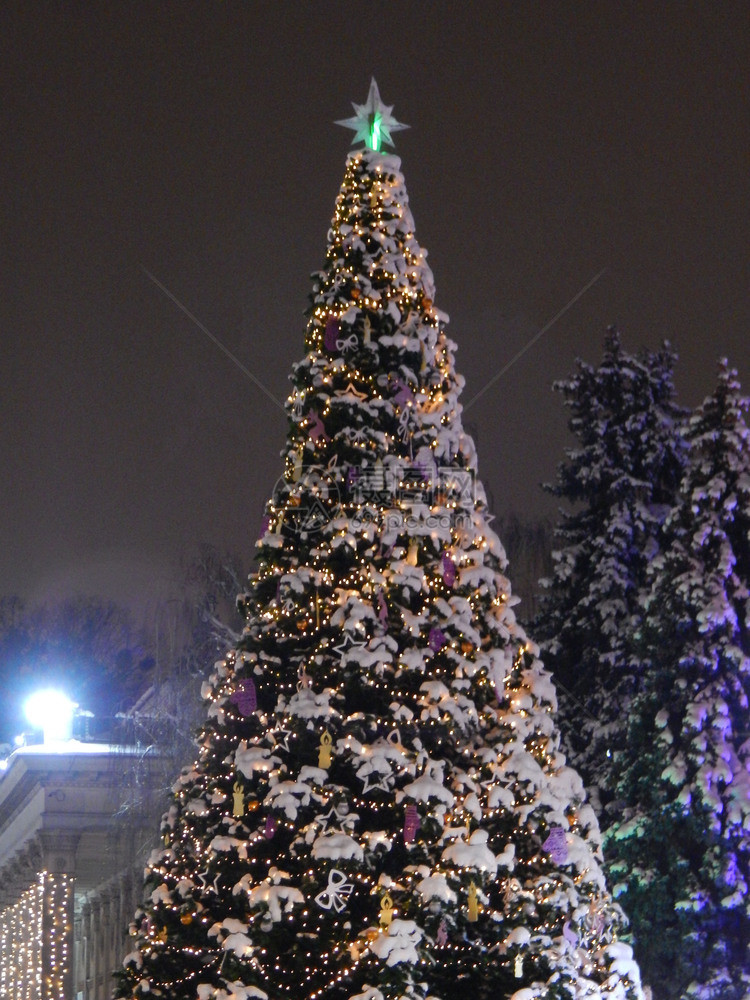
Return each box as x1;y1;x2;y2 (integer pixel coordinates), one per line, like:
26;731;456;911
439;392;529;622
24;689;76;744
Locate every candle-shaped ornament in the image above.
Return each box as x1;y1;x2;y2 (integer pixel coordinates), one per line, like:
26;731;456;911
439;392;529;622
379;892;393;928
232;781;245;817
318;729;333;769
467;882;479;922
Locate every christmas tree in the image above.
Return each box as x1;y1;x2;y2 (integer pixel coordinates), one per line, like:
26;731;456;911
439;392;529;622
606;361;750;1000
535;330;686;820
116;82;643;1000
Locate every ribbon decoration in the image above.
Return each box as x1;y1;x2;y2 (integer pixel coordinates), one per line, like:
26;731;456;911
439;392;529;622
314;869;354;912
397;407;411;441
336;334;359;352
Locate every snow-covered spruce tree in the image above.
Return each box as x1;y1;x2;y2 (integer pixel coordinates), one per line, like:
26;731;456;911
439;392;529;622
115;83;643;1000
606;360;750;1000
535;330;686;819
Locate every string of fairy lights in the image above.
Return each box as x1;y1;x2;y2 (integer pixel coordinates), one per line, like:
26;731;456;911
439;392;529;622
133;630;614;998
0;871;72;1000
119;147;627;999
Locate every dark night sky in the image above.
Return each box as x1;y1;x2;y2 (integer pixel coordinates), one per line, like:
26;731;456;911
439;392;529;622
2;2;748;618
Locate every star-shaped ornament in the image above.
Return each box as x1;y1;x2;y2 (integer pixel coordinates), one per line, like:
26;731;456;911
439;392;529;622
197;870;222;894
336;79;409;152
360;768;394;794
317;801;353;834
335;382;368;402
270;727;293;753
333;633;368;657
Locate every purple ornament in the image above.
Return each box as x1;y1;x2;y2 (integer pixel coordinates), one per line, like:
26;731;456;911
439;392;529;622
428;626;447;653
259;514;271;537
231;678;257;716
346;466;360;489
436;919;448;947
543;826;569;865
264;815;277;839
376;589;388;624
441;552;456;587
562;920;578;948
392;378;415;407
404;803;420;843
324;317;340;352
307;409;330;444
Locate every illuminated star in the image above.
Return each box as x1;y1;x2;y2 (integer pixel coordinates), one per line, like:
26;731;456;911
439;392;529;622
335;78;409;152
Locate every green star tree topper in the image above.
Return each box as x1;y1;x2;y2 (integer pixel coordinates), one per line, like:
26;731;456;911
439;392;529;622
116;84;644;1000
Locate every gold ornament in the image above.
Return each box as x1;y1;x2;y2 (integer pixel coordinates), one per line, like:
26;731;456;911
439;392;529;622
180;913;193;925
232;781;245;817
406;540;419;566
467;882;479;922
318;729;333;769
379;892;394;928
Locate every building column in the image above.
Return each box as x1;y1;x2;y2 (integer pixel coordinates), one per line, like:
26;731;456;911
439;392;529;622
39;832;78;1000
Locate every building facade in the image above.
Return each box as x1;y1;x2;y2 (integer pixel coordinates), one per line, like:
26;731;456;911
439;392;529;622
0;743;166;999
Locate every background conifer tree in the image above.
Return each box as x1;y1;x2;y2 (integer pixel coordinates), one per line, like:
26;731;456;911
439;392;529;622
535;330;686;819
116;86;643;1000
606;361;750;1000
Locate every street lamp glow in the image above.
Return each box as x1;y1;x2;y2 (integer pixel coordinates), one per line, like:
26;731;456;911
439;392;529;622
24;690;76;744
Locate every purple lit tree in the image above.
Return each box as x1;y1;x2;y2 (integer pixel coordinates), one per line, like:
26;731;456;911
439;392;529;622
606;361;750;999
114;84;643;1000
535;330;686;820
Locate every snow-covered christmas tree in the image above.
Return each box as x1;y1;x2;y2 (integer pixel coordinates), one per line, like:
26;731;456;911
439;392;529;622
606;360;750;1000
116;82;643;1000
535;330;686;819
